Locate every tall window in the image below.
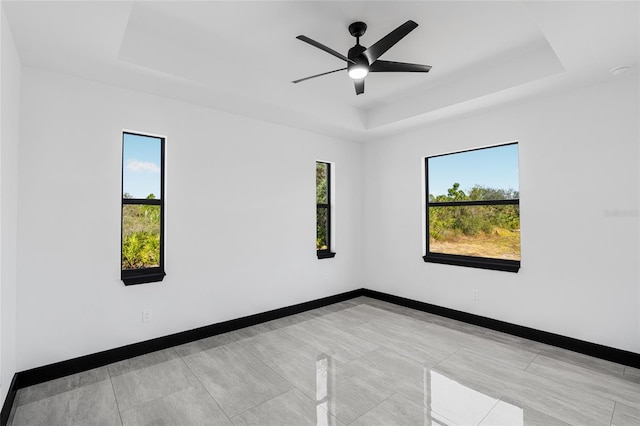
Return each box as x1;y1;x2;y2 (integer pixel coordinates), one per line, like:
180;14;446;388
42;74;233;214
316;161;335;259
121;132;165;285
424;142;520;272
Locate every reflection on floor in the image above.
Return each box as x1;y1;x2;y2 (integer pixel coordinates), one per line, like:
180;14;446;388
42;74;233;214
8;296;640;425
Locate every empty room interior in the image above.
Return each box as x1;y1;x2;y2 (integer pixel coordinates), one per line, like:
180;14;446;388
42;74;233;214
1;1;639;425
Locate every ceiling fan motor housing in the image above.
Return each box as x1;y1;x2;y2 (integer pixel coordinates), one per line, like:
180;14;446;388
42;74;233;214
348;44;369;76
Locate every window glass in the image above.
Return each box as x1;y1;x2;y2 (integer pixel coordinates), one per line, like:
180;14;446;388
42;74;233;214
316;207;328;251
429;204;520;260
122;133;162;199
121;132;165;284
428;144;519;201
316;161;335;258
316;162;328;204
425;143;520;271
122;204;161;269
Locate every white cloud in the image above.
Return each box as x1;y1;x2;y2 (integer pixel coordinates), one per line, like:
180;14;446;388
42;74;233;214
127;159;160;173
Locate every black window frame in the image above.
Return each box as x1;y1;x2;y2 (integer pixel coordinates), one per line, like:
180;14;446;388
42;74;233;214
121;131;166;285
316;161;336;259
423;142;520;273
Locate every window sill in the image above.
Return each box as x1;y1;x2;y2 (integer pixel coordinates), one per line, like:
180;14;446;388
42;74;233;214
317;251;336;259
122;270;166;286
423;253;520;273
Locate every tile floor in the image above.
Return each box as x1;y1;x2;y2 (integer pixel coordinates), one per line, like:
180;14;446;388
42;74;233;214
8;296;640;425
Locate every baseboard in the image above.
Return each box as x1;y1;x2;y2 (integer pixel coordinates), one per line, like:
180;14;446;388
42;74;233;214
1;375;18;426
11;289;362;393
362;288;640;368
3;287;639;426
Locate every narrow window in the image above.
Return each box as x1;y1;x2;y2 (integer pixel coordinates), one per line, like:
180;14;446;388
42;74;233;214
424;142;520;272
316;161;335;259
121;132;165;285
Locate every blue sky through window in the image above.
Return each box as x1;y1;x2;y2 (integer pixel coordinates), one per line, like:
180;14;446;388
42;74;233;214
428;143;519;197
122;133;161;199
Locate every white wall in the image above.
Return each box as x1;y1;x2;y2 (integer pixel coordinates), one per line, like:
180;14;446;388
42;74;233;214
8;46;640;374
16;68;362;371
362;75;640;353
0;4;21;401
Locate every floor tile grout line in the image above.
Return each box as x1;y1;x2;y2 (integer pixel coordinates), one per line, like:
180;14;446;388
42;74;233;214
108;347;181;380
247;344;300;393
462;347;622;419
183;340;306;419
331;306;413;354
279;317;373;361
344;391;398;425
278;327;330;358
341;313;462;367
178;348;235;424
610;401;616;426
536;347;627;377
234;340;314;410
233;306;391;423
255;349;329;415
228;387;297;423
235;327;309;359
523;352;540;371
110;352;199;416
106;370;125;426
11;367;111;408
476;397;503;426
431;348;459;370
621;365;640;383
452;347;539;374
522;353;640;404
220;352;297;423
10;368;114;410
453;346;537;373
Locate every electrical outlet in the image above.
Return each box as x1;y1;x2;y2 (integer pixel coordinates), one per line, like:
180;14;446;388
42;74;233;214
473;290;479;301
142;310;152;323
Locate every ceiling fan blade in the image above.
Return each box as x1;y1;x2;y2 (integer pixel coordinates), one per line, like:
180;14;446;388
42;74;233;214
363;20;418;64
369;60;431;73
354;79;364;95
296;35;355;64
292;68;347;84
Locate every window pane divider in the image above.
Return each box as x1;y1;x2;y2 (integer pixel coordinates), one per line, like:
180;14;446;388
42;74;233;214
428;199;519;207
122;198;162;206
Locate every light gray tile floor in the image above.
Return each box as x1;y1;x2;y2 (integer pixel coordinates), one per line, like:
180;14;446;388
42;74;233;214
8;297;640;425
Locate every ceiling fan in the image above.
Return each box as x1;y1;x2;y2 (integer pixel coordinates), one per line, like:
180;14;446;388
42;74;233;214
293;20;431;95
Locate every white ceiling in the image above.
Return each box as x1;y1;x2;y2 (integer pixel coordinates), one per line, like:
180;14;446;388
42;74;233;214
3;1;639;142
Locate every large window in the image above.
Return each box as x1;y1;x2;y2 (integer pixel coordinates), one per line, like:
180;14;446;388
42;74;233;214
424;143;520;272
121;132;166;285
316;161;335;259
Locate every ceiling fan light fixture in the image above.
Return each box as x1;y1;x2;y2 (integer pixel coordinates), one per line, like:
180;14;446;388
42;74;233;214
347;54;369;80
348;66;368;79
